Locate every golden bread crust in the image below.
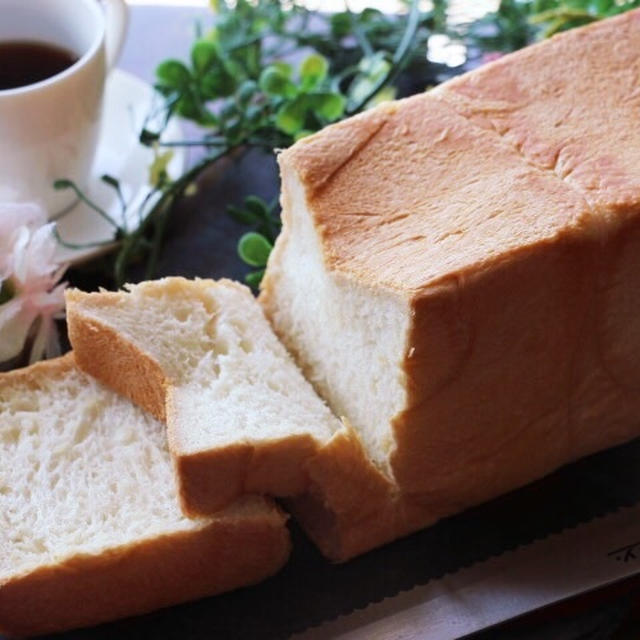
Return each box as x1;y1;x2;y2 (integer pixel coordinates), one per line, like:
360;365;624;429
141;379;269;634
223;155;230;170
436;9;640;215
279;91;597;294
169;431;319;517
66;290;169;422
0;351;76;391
0;498;289;637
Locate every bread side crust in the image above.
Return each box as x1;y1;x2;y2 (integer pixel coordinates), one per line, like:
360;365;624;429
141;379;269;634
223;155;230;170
0;500;290;637
390;187;640;500
275;184;640;561
169;425;320;517
66;304;168;422
287;425;437;561
0;351;76;391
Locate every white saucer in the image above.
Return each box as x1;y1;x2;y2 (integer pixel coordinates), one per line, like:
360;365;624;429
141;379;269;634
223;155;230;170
54;69;185;264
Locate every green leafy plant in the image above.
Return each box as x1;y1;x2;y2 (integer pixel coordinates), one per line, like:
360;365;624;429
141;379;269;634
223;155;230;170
463;0;640;53
238;232;273;288
229;195;280;286
529;0;640;37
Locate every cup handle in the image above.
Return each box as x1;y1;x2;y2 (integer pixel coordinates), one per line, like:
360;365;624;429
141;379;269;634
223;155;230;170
101;0;129;69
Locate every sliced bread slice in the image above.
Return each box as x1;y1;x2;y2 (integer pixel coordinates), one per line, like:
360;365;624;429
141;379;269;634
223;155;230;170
0;354;290;637
65;278;343;516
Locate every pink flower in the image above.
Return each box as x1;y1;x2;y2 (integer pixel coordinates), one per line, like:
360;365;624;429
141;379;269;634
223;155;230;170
0;203;67;364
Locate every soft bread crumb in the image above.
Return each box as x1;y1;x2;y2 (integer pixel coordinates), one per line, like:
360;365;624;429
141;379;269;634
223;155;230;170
261;168;410;478
0;356;205;580
67;279;339;452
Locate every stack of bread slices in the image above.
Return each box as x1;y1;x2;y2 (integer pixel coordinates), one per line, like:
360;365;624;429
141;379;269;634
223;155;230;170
3;9;640;637
0;313;292;637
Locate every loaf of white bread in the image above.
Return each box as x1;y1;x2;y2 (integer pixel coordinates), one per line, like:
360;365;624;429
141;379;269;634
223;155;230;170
261;9;640;558
64;9;640;567
0;354;289;637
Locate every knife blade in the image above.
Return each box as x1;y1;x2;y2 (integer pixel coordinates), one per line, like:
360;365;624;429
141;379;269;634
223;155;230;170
294;503;640;640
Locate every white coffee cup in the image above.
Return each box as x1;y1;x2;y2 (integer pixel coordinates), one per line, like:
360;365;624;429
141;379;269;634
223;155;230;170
0;0;128;217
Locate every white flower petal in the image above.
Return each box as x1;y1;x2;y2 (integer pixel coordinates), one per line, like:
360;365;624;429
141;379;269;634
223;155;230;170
8;227;31;284
45;320;62;360
0;202;47;235
0;203;48;277
29;313;62;364
24;224;59;279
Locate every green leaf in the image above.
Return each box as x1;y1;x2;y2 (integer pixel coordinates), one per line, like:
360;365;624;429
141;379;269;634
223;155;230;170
348;52;392;109
245;104;264;126
238;79;258;103
220;101;237;121
153;84;175;98
294;129;314;141
245;269;265;289
228;205;259;225
259;66;296;98
330;12;351;38
308;92;346;121
53;179;74;190
244;195;270;217
359;52;392;79
191;40;219;74
275;98;307;135
175;90;216;124
238;232;273;267
367;85;397;108
201;68;236;98
300;54;329;88
348;77;380;110
360;8;384;24
224;119;244;144
272;61;293;78
197;111;218;126
175;95;198;119
156;59;191;90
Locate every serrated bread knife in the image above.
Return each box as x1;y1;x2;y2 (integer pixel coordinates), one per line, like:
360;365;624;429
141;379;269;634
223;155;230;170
295;503;640;640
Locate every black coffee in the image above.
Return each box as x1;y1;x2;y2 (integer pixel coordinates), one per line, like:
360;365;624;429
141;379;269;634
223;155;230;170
0;40;78;90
